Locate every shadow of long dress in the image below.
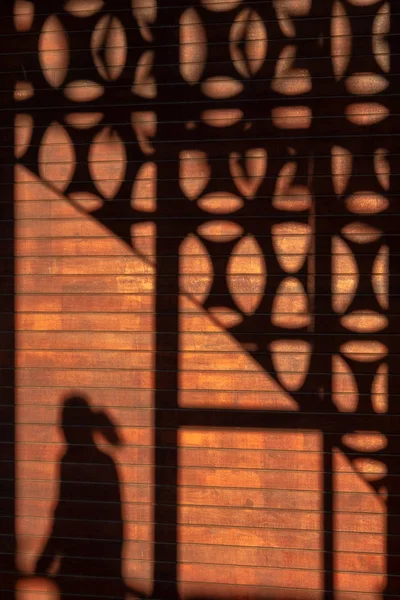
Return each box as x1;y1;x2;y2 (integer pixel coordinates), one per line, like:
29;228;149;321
53;447;125;600
36;398;127;600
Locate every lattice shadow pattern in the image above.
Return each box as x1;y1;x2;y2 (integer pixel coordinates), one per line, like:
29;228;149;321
1;0;400;598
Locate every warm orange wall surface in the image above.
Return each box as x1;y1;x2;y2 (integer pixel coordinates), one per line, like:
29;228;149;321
6;0;399;599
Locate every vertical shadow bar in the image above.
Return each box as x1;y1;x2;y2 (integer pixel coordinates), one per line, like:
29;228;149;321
153;240;180;600
313;150;336;600
151;1;183;595
310;3;336;595
0;4;16;599
385;2;399;594
309;10;334;596
323;437;334;599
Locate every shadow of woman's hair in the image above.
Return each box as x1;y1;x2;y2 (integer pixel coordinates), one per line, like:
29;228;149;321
61;394;122;446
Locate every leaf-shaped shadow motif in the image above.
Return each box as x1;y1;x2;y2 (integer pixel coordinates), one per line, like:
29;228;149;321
180;235;213;304
92;15;127;81
39;122;76;193
65;0;104;17
39;15;69;88
230;8;267;78
229;148;267;198
133;51;157;98
180;8;207;85
89;127;127;199
272;222;311;273
272;277;310;329
332;354;359;412
180;150;210;200
227;236;266;315
270;340;311;392
132;0;157;42
201;77;244;99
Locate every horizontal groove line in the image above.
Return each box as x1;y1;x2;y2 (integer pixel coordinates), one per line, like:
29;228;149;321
1;351;391;357
1;588;399;600
11;453;343;465
5;490;397;509
7;500;399;518
0;559;394;579
1;551;395;573
7;128;400;149
3;583;399;600
1;311;397;317
4;49;395;77
7;488;399;508
10;408;400;422
10;0;344;17
5;254;396;259
0;329;395;335
7;193;400;201
6;274;394;280
7;214;399;222
13;510;394;527
8;441;400;456
9;414;400;422
1;292;395;296
18;172;384;182
2;233;399;240
7;9;394;37
3;588;398;600
27;73;393;87
0;269;373;277
0;367;393;377
7;480;400;496
5;30;397;56
5;201;397;208
8;122;397;135
0;514;393;534
5;444;393;470
9;557;400;583
14;11;395;36
0;55;342;79
5;546;396;562
8;269;380;274
2;572;400;596
8;499;397;516
2;190;397;205
10;165;395;179
0;312;400;316
6;76;397;94
8;162;395;178
7;436;400;454
0;292;394;296
6;271;394;275
0;349;390;356
6;543;395;558
11;404;400;414
6;91;400;112
2;386;396;398
7;542;396;559
10;494;400;508
10;481;398;497
8;462;393;476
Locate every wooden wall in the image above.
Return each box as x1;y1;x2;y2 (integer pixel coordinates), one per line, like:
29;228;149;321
2;0;399;598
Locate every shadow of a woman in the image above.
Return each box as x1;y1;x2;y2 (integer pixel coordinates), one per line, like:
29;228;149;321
34;395;143;600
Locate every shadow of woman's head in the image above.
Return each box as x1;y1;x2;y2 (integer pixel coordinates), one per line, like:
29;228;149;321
61;395;122;448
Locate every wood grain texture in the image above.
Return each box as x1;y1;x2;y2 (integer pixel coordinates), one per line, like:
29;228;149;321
9;0;399;598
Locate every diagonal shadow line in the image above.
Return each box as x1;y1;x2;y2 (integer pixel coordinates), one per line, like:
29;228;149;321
6;1;400;599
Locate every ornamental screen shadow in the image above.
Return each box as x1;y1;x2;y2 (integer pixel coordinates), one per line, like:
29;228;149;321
1;0;400;599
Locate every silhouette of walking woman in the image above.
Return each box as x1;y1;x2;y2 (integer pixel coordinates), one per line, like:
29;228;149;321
35;395;144;600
